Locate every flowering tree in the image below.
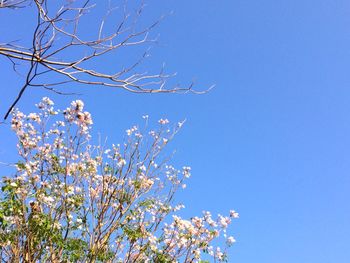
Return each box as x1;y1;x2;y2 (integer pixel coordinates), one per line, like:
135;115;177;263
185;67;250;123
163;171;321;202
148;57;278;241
0;98;238;262
1;1;238;262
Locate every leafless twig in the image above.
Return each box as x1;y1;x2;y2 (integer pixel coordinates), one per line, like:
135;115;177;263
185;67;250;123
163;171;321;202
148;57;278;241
1;0;205;120
0;0;29;9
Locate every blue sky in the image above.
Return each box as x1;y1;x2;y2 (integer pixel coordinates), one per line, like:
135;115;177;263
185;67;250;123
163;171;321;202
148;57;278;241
1;0;350;262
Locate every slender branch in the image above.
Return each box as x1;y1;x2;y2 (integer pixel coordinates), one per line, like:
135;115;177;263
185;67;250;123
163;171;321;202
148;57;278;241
1;0;208;120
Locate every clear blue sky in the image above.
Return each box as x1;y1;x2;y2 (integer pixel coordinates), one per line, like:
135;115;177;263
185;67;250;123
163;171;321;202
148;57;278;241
1;0;350;262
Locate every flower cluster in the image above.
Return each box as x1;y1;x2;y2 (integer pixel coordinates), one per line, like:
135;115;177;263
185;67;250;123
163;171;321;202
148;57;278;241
0;98;237;262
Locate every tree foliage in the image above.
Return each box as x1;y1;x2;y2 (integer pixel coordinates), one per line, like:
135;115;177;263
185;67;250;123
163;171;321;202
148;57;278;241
0;98;238;262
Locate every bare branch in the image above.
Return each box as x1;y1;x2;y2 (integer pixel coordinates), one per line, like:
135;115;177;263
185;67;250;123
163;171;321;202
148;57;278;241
1;0;205;119
0;0;29;9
